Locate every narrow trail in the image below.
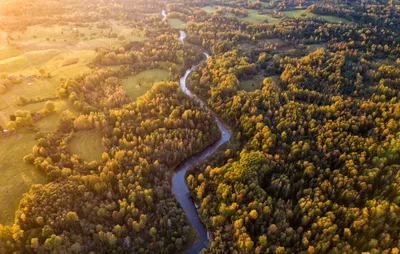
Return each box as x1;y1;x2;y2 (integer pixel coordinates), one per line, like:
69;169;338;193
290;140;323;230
162;10;232;254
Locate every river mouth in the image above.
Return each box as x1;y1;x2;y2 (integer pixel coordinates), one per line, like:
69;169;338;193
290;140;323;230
169;23;232;254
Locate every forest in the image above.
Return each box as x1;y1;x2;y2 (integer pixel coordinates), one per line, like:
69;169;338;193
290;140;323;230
0;0;400;253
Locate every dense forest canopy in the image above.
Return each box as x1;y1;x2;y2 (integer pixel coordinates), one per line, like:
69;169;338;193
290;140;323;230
0;0;400;253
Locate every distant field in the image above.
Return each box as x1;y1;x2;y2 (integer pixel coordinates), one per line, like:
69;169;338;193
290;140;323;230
0;131;45;225
35;100;77;133
0;49;94;127
282;9;351;23
0;48;95;74
168;19;186;29
201;6;349;24
68;131;104;162
10;23;148;50
240;10;281;24
122;69;170;101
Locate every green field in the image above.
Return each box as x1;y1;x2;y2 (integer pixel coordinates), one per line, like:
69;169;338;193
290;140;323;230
201;6;219;14
68;131;104;162
10;23;148;50
168;19;186;29
122;69;170;101
35;100;77;133
201;6;280;24
0;131;45;225
240;10;281;24
282;9;351;24
0;49;94;127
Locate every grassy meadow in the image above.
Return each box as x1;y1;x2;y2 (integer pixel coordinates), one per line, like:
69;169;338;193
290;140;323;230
0;131;45;225
35;100;77;133
201;5;350;25
168;19;186;29
68;131;104;162
122;69;170;101
240;10;281;24
10;23;148;50
282;9;351;23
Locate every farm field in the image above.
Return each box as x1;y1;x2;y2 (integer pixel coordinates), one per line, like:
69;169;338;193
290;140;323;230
122;69;170;101
0;131;45;225
0;49;95;126
9;23;148;50
68;131;104;162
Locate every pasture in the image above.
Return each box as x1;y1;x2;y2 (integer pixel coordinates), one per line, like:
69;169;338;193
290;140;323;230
122;69;170;101
68;131;104;162
0;131;45;225
0;49;94;127
10;23;148;50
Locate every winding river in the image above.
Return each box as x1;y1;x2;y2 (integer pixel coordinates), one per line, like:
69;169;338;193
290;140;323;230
162;9;232;254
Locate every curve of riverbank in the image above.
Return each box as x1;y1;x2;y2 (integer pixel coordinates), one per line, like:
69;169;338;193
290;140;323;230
169;16;232;253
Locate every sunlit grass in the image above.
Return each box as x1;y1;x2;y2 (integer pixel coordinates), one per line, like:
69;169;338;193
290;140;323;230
35;100;77;133
0;131;45;225
240;10;281;24
282;9;351;23
168;19;186;29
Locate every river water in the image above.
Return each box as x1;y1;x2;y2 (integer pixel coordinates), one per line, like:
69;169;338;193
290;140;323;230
170;24;232;253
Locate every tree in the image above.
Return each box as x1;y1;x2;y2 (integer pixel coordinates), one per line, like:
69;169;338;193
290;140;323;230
45;101;55;113
149;227;157;239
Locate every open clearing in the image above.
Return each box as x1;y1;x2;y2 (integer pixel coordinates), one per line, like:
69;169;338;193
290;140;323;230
201;6;219;14
239;76;265;92
35;100;77;133
68;131;104;162
282;9;351;23
240;10;281;24
168;19;186;29
239;75;280;92
0;131;45;225
122;69;170;101
201;6;349;24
